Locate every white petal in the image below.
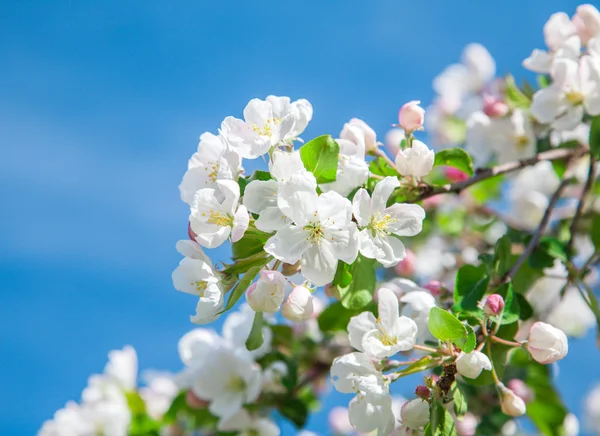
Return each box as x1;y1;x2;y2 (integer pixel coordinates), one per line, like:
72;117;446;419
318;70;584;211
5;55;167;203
371;177;400;214
264;225;310;264
377;235;406;268
348;312;377;352
359;229;385;260
377;287;400;332
255;206;290;233
352;188;372;227
194;226;231;248
242;180;278;213
217;180;240;215
531;87;563;124
301;243;338;286
386;203;426;236
522;49;553;74
317;191;353;228
231;205;249;242
277;174;319;225
243;98;272;127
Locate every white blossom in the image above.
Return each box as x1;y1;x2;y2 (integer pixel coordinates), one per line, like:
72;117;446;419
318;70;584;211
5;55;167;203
353;177;425;267
527;322;568;364
179;132;241;205
394;140;435;178
246;270;286;313
330;352;388;397
574;5;600;44
400;399;430;429
281;285;315;321
348;392;396;435
400;290;437;345
342;118;378;154
265;180;359;286
221;96;312;159
139;372;178;420
455;351;492;379
347;287;418;359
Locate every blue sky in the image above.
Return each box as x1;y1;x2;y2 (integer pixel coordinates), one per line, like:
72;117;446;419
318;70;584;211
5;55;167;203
1;1;598;434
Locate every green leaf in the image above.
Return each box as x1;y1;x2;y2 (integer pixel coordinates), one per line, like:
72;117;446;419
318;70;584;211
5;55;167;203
125;391;161;436
369;156;398;177
505;75;531;109
429;399;457;436
453;264;489;312
529;237;568;269
318;301;377;333
495;282;520;325
590;115;600;159
433;148;474;176
452;384;468;418
222;265;262;313
221;251;272;276
463;324;476;353
393;355;439;378
494;236;512;276
231;227;272;261
279;397;309;428
299;135;340;183
591;214;600;250
515;292;534;320
428;307;470;350
467;174;503;204
338;256;377;310
125;391;147;415
245;311;264;351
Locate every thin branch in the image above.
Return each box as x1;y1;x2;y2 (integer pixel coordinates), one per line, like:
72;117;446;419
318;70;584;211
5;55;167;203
407;146;586;203
567;157;596;254
502;164;576;283
373;148;397;171
490;336;523;348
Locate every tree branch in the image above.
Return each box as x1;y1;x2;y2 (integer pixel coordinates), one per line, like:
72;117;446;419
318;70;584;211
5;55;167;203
567;157;596;254
408;147;586;203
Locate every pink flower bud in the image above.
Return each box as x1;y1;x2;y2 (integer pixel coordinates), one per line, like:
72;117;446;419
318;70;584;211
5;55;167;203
482;94;509;118
484;294;505;316
500;386;527;417
185;390;208;409
398;100;425;133
422;194;445;210
415;385;431;399
188;221;197;241
445;167;470;182
507;379;534;403
394;249;415;276
455;412;478;436
527;322;568;364
282;285;315;321
424;280;443;297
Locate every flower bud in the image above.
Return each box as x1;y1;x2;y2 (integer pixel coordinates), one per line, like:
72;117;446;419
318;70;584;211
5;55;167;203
281;260;301;276
484;294;505;316
507;379;534;403
482;94;509;118
456;351;492;379
342;118;378;154
424;280;443;297
573;4;600;44
527;322;568;364
500;386;527;417
400;399;430;429
415;385;431;400
455;412;478;436
185;390;208;409
282;285;315;321
398;100;425;133
246;270;286;313
395;139;435;178
445;167;470;182
394;249;415;276
188;221;198;241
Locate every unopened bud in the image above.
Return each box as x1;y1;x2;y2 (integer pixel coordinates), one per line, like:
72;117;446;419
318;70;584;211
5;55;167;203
281;261;301;276
282;285;315;321
415;385;431;400
246;270;286;313
394;249;415;276
484;294;505;316
499;386;527;417
482;94;509;118
186;390;208;409
445;167;470;182
424;280;443;297
401;399;430;429
527;322;568;364
507;379;534;403
398;100;425;133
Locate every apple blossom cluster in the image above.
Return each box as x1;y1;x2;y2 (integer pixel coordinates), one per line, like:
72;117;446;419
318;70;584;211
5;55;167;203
39;4;600;436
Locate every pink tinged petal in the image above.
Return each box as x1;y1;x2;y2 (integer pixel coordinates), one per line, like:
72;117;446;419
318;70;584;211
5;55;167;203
522;49;553;74
386;203;426;236
264;225;310;264
301;242;338;286
348;312;378;351
255;206;290;233
231;205;249;242
371;177;400;214
216;180;241;215
544;12;577;51
242;180;278;213
377;287;400;332
352;188;372;227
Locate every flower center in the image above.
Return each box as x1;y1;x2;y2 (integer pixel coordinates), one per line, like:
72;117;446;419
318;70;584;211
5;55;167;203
380;332;398;346
368;213;395;237
206;210;233;227
515;135;530;149
251;118;281;137
227;375;246;393
190;281;207;296
205;160;220;183
304;221;325;244
565;91;584;105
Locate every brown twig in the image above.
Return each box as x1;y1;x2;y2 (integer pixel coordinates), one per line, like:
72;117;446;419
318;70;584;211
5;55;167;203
567;158;596;254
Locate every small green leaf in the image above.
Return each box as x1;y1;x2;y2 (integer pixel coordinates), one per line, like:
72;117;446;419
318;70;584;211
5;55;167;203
369;156;398;177
452;384;468;418
231;227;272;261
394;355;439;379
221;251;272;276
429;399;457;436
495;282;520;325
279;398;309;428
338;256;377;310
453;264;489;312
590;115;600;159
494;236;512;276
238;170;272;196
591;214;600;250
125;391;147;415
318;301;377;333
222;265;262;313
299;135;340;183
529;237;567;269
505;75;531;109
245;311;264;351
463;324;476;353
433;148;474;177
428;307;469;350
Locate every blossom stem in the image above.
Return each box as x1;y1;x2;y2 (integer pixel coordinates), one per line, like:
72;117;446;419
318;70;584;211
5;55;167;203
567;157;595;254
384;359;419;370
490;336;523;348
409;146;586;203
484;339;501;385
412;344;439;354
